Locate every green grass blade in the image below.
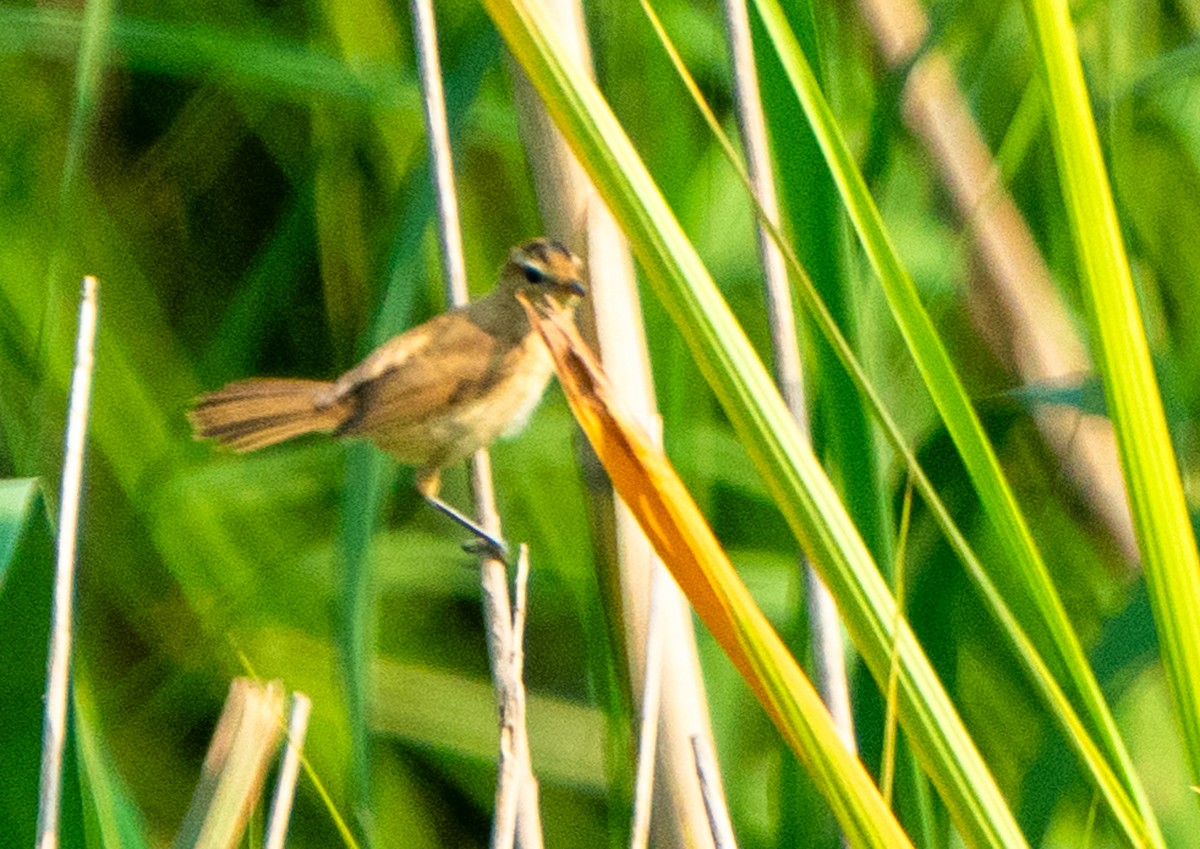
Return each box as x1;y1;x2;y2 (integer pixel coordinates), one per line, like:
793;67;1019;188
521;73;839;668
0;480;54;845
74;676;153;849
747;0;1162;839
0;478;40;582
0;7;410;107
482;2;1027;846
1021;0;1200;781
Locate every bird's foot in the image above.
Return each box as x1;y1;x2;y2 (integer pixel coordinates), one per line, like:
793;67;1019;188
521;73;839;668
462;533;511;563
421;490;511;563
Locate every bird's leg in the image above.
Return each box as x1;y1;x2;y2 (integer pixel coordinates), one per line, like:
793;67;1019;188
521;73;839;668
416;469;510;561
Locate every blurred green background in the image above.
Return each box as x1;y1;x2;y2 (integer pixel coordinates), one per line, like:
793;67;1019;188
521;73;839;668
1;0;1199;847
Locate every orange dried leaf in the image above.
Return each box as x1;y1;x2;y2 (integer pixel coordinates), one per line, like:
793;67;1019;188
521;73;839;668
518;293;911;848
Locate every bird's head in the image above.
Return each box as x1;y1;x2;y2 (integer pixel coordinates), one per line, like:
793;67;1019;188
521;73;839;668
502;238;586;310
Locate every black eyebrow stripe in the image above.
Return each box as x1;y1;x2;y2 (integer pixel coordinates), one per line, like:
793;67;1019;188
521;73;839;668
526;238;570;263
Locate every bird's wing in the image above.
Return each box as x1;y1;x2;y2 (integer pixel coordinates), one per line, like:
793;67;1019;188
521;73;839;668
332;308;510;433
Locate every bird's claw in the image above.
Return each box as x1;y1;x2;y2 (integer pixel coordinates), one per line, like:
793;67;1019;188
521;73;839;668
462;534;510;563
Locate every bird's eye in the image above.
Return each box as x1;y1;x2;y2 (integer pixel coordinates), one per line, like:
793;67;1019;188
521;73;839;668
522;264;546;285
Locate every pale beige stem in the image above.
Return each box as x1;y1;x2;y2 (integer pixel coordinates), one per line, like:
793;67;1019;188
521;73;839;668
37;276;98;849
720;0;857;765
265;692;313;849
409;2;542;847
510;2;729;846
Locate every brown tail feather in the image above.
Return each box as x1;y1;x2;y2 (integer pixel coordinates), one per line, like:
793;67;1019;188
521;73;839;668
189;378;353;452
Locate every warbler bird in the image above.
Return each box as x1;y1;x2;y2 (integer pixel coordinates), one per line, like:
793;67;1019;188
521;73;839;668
189;237;586;556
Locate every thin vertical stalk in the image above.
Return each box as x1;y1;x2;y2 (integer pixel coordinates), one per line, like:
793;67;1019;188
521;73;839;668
629;556;667;849
408;2;542;848
37;276;98;849
690;735;739;849
264;693;312;849
718;0;856;755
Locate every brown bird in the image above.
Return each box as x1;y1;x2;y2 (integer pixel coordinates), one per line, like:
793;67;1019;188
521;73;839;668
189;237;586;556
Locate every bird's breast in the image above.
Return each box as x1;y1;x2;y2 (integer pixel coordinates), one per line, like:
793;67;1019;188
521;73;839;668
362;332;555;468
473;334;556;440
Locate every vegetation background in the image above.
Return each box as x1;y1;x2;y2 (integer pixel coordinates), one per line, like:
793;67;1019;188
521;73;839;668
1;0;1198;847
